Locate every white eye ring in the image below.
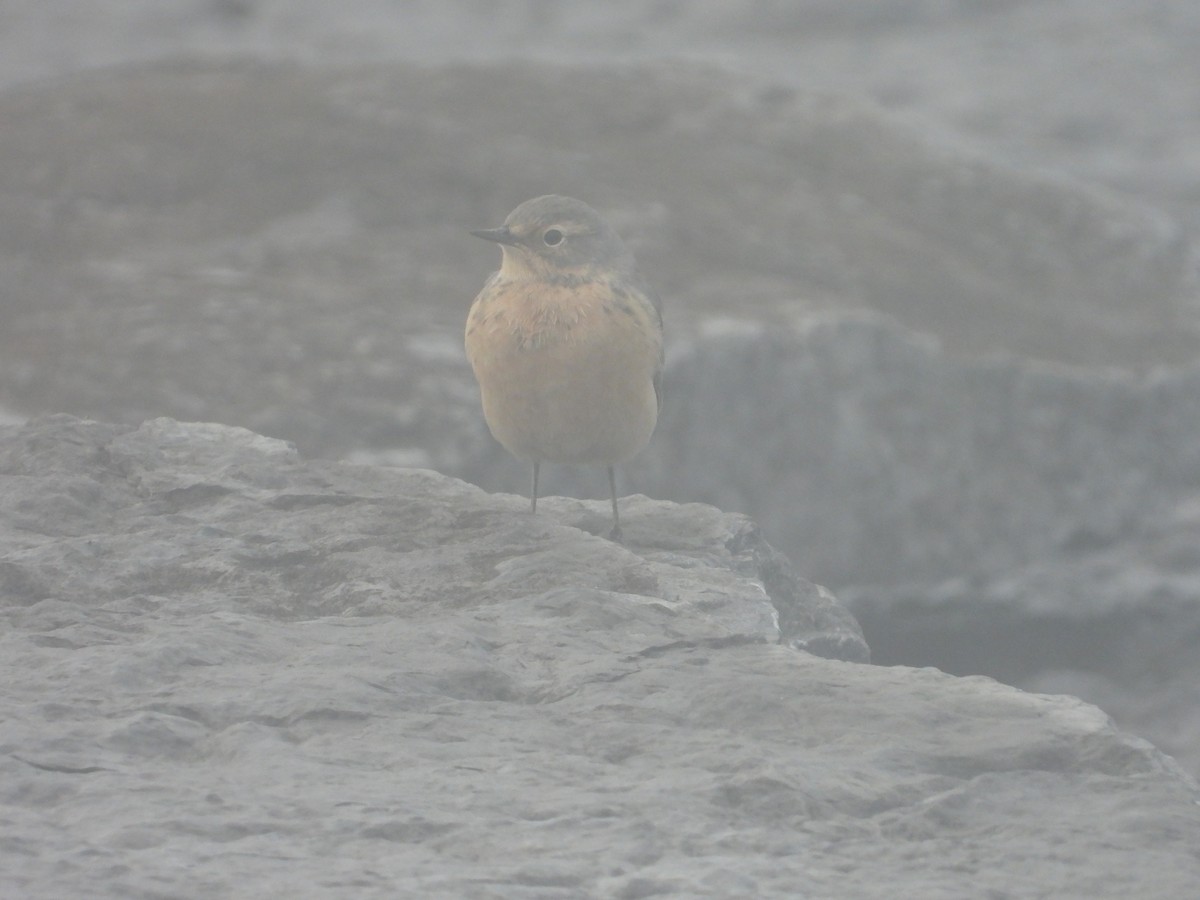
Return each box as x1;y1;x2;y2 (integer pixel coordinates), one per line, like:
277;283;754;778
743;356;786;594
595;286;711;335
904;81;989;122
543;229;564;246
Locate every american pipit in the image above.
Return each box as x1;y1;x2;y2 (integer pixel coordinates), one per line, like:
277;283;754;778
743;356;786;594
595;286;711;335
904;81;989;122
465;194;664;540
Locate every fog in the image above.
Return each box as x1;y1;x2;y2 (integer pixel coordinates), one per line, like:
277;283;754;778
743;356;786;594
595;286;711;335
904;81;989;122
3;3;1200;897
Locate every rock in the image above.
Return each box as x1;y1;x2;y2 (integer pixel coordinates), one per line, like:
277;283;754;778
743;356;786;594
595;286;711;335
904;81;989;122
621;313;1200;775
643;313;1200;587
0;414;864;661
2;3;1199;217
2;415;1198;898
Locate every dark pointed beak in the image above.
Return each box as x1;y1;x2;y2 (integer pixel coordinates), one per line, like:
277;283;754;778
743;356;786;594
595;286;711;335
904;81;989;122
470;227;518;246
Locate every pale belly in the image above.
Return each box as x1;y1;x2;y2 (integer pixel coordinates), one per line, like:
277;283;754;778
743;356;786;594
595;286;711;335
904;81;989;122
475;345;658;464
465;282;661;465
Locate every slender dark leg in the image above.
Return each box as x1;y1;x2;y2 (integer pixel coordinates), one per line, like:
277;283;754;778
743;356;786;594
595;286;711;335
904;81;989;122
530;461;540;514
607;465;622;541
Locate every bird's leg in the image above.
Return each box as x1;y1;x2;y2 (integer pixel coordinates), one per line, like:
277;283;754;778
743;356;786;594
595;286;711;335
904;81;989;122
530;461;540;514
607;465;622;542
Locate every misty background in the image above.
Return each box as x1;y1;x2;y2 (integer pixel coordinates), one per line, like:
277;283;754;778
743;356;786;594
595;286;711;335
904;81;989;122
3;0;1200;773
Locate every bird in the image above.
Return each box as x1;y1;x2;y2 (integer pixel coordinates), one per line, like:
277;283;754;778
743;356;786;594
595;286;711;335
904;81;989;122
465;194;664;541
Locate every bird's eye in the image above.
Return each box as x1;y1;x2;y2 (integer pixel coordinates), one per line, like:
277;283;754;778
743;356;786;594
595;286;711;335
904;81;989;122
543;229;564;246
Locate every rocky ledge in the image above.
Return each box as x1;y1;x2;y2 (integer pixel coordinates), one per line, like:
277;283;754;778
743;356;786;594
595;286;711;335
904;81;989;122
2;416;1198;898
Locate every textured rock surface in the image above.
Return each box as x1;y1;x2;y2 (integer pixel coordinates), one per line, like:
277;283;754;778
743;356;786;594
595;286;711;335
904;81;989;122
632;316;1200;775
0;415;863;661
3;416;1199;898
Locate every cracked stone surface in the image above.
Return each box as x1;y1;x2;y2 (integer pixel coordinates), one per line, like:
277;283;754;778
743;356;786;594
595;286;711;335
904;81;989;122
2;416;1198;898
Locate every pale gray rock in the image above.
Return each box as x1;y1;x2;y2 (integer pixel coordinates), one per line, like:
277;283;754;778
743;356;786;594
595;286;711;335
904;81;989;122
632;314;1200;775
644;314;1200;587
2;2;1200;219
0;414;863;662
2;416;1199;898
